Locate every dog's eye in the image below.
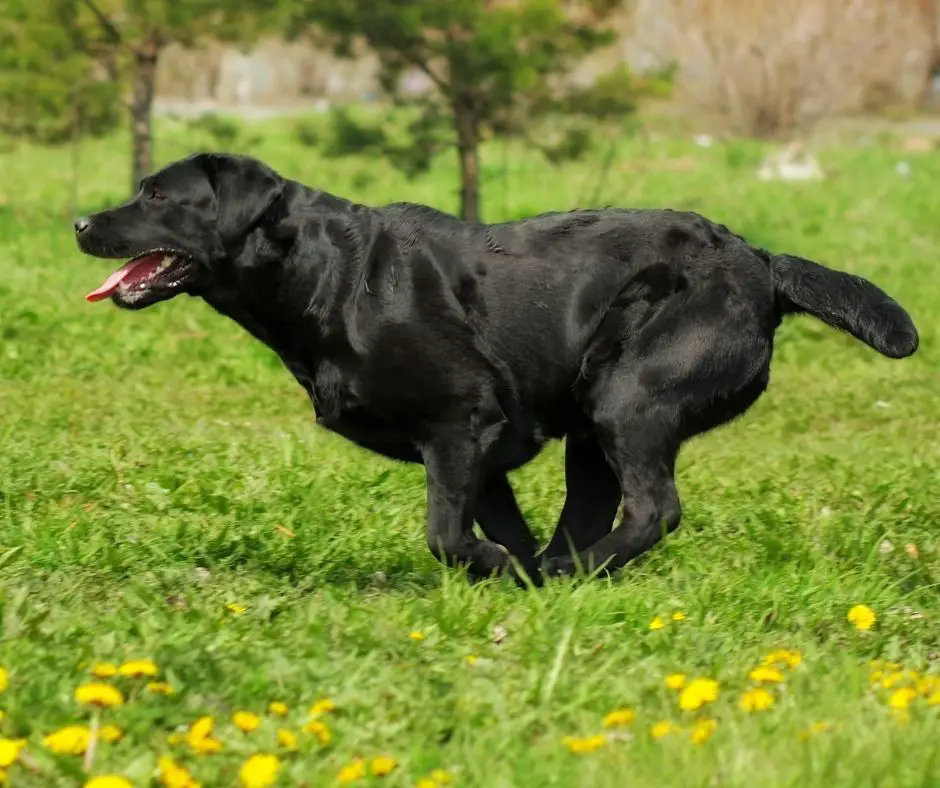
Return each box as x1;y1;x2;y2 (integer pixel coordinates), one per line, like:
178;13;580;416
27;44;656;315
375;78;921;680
149;188;166;202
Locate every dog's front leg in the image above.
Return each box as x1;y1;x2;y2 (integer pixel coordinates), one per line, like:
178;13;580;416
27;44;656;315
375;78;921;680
420;401;520;582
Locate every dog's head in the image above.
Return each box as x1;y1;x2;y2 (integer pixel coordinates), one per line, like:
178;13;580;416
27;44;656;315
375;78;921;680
75;152;284;310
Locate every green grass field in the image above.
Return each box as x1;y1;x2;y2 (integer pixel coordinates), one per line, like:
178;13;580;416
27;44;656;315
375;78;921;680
0;115;938;788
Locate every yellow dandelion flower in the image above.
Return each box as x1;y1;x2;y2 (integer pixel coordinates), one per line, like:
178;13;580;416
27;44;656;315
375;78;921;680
763;649;802;669
233;711;261;733
268;702;288;716
75;683;124;708
276;728;298;750
648;616;665;631
91;663;118;679
118;659;159;678
926;689;940;706
302;719;332;746
798;721;833;741
650;721;676;740
0;739;26;768
465;655;478;666
678;678;719;711
239;754;279;788
147;682;175;696
0;668;7;693
671;612;686;621
337;758;366;784
429;770;453;784
889;687;918;710
84;776;133;788
690;718;717;744
43;725;91;755
370;756;398;777
847;605;876;631
99;725;124;744
562;734;606;754
882;670;919;689
916;676;938;697
881;672;901;689
158;755;202;788
188;717;214;740
748;666;785;684
740;688;775;712
226;603;247;616
408;631;426;641
191;737;223;755
665;673;687;690
602;708;635;728
309;698;335;716
185;717;223;755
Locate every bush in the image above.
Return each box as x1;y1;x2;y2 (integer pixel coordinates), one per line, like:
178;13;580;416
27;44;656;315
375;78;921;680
671;0;935;138
185;115;243;149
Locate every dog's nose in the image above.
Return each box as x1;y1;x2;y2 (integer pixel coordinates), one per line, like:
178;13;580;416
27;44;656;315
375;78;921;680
74;217;90;234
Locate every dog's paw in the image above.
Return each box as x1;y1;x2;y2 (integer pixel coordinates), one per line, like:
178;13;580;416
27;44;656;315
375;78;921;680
539;556;571;577
505;558;544;589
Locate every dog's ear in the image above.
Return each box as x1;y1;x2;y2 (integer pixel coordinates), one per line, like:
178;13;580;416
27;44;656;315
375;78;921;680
201;154;284;244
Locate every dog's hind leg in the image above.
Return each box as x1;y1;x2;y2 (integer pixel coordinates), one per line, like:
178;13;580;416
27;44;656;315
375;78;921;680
543;285;772;579
540;433;622;559
474;474;540;563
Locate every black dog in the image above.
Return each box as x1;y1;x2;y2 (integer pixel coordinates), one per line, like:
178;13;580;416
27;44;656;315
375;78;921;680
74;152;919;585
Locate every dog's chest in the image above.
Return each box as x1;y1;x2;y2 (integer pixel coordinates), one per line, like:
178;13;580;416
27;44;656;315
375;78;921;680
284;356;422;463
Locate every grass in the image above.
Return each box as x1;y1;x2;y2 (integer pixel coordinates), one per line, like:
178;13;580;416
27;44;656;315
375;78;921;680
0;113;938;787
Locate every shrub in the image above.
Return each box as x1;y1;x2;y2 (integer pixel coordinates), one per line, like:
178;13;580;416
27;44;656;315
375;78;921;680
671;0;935;138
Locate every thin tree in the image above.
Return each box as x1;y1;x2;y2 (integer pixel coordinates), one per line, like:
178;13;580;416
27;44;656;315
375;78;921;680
296;0;638;223
71;0;269;192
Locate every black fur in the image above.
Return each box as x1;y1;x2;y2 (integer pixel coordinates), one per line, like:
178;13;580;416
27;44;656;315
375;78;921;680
74;152;920;585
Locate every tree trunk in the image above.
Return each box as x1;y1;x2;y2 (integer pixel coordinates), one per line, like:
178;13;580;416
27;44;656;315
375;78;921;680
453;96;481;223
130;34;160;194
918;0;940;110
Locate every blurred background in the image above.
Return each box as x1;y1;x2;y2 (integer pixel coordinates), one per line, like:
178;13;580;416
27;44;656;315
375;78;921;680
2;0;940;222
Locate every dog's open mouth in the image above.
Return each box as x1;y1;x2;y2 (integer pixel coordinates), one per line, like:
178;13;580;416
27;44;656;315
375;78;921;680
85;250;192;303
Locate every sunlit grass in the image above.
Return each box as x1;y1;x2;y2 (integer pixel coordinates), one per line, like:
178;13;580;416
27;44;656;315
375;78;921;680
0;115;937;786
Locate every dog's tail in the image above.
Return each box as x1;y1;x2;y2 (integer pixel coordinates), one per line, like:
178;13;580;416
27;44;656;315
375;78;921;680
770;254;918;359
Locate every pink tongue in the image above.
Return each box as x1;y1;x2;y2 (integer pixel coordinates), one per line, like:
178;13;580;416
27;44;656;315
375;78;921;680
85;263;135;302
85;255;162;302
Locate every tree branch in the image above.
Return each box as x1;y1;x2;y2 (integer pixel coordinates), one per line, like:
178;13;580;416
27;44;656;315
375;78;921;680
79;0;135;54
363;29;450;94
401;49;450;93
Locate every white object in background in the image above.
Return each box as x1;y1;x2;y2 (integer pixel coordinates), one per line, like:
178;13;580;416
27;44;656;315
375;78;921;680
756;142;824;182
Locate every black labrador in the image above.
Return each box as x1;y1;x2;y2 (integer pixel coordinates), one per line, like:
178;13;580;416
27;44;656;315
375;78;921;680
74;152;919;585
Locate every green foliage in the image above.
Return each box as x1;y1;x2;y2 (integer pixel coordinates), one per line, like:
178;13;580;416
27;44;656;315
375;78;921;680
184;114;248;150
293;117;322;149
321;108;390;158
80;0;271;51
0;0;275;154
0;0;122;143
311;106;450;181
294;0;667;216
